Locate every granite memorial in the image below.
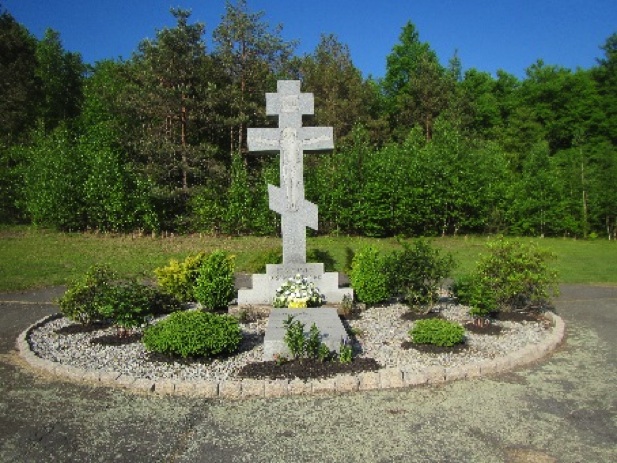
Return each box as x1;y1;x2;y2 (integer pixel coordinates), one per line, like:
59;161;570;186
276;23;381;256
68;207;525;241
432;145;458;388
238;80;353;306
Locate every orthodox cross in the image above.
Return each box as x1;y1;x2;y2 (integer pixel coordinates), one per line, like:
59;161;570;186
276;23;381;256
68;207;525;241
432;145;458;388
247;80;333;265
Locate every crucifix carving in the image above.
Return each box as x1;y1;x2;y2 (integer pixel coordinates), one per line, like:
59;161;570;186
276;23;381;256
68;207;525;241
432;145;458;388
247;80;333;265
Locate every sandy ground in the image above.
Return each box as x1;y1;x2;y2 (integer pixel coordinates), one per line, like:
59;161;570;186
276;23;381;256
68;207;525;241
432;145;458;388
0;284;615;463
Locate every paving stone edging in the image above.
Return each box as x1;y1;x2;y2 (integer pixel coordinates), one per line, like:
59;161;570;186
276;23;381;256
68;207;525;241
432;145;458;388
16;312;565;399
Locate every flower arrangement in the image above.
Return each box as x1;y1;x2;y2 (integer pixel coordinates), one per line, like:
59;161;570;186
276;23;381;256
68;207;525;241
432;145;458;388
273;274;324;308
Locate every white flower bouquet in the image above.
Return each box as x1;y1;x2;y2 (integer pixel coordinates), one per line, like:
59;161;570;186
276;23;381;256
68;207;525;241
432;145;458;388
273;274;324;308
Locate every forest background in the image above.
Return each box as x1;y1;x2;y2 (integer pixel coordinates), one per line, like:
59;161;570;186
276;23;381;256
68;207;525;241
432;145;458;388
1;1;616;240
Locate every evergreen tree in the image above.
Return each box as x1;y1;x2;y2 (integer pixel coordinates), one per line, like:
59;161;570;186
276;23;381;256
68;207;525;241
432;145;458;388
382;21;451;141
300;34;370;143
0;9;39;145
35;29;85;131
213;0;296;156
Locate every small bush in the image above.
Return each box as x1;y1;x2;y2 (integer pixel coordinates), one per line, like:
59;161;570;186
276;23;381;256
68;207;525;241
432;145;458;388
154;252;207;302
60;264;183;329
463;237;559;313
452;275;496;318
58;265;117;325
410;318;465;347
387;238;454;311
142;310;242;358
96;281;162;331
194;250;236;310
350;246;390;304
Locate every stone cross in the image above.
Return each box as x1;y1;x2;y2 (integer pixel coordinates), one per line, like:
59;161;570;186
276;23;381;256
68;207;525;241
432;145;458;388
247;80;333;265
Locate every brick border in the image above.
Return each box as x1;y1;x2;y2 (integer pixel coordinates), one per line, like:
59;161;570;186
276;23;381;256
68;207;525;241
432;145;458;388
16;312;565;399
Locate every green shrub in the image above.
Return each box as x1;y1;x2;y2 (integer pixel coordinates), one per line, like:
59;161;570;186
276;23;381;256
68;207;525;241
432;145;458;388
410;318;465;347
452;275;496;318
466;237;559;313
60;264;183;329
58;265;117;325
387;238;454;310
283;315;307;359
194;250;236;310
96;281;157;331
349;246;390;304
142;311;242;358
154;252;207;302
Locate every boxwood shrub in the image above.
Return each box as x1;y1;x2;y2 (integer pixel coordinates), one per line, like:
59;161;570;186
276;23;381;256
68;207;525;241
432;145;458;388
409;318;465;347
194;250;235;310
142;310;242;358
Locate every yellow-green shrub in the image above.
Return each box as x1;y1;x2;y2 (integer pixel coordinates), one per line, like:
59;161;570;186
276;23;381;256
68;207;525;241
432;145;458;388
154;252;206;302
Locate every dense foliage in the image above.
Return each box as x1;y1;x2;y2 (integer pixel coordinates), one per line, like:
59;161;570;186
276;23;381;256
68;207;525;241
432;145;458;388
454;238;559;315
1;2;616;239
154;252;207;302
58;264;182;328
387;238;454;310
193;250;236;310
349;246;391;304
142;310;242;358
350;240;454;306
409;318;466;347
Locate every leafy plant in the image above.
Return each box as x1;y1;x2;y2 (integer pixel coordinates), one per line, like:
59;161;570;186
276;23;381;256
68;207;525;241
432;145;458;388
410;318;465;347
338;341;353;363
460;237;559;314
387;238;455;311
305;323;322;358
154;252;207;302
349;246;390;304
194;250;235;310
282;315;306;359
58;264;117;325
96;281;156;334
452;275;496;320
281;315;336;362
142;310;242;358
318;343;332;362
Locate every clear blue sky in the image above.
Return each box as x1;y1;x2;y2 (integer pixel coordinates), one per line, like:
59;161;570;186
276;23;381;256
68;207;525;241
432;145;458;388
4;0;617;79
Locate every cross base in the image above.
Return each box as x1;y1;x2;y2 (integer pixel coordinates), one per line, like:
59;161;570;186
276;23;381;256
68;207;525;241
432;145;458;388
237;264;353;305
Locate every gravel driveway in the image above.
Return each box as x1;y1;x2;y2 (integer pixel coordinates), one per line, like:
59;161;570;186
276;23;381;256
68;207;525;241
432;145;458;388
0;284;615;463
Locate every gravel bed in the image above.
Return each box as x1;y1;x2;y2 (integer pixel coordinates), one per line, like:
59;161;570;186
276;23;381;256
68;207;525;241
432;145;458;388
27;304;553;382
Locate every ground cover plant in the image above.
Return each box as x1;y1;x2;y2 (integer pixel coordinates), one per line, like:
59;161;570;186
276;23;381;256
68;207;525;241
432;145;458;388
409;318;466;347
142;310;242;358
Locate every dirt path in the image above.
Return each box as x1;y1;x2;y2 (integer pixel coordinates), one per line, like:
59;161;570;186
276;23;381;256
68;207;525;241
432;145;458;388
0;285;615;463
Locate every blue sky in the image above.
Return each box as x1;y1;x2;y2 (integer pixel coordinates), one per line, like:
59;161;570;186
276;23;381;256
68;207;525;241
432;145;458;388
4;0;617;79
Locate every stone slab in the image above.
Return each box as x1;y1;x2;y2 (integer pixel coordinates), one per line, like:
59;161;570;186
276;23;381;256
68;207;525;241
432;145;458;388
237;265;353;305
263;308;349;361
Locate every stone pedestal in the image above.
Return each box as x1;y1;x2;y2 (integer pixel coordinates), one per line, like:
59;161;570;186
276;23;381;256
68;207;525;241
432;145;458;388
263;308;349;361
237;263;353;306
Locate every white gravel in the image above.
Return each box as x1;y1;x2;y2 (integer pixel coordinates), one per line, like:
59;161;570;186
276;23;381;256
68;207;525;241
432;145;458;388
27;303;553;382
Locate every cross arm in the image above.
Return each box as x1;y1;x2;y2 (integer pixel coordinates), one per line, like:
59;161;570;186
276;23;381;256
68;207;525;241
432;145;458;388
300;127;334;152
247;128;280;153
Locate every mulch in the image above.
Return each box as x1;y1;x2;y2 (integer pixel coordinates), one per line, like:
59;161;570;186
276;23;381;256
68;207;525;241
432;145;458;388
400;341;468;354
237;357;381;380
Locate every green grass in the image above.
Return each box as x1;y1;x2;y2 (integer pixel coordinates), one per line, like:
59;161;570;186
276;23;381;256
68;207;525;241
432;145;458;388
0;226;615;293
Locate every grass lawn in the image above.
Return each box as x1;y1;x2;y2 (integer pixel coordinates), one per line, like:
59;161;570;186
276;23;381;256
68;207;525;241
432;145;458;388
1;226;615;293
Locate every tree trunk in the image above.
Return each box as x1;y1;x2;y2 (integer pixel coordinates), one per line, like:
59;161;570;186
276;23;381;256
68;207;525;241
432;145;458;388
181;102;188;191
